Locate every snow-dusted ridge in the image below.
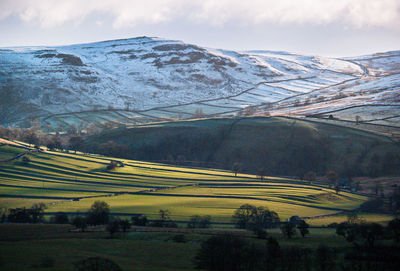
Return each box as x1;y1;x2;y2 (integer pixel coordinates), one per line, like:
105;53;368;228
0;36;399;128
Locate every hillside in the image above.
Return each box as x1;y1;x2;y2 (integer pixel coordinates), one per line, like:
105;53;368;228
86;117;400;177
0;141;367;223
1;37;399;130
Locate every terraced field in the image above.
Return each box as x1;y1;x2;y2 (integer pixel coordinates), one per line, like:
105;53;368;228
0;142;368;224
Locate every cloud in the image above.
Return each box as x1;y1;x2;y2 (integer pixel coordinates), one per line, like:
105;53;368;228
0;0;399;29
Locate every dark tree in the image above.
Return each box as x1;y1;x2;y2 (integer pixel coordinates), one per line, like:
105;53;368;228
297;220;310;237
232;204;280;231
257;166;269;181
106;220;120;237
47;135;63;151
336;222;383;248
187;215;212;229
194;235;263;271
304;171;316;183
86;201;110;225
7;208;31;223
280;222;296;239
335;183;341;194
159;209;171;221
69;135;84;154
232;162;241;177
358;222;383;248
131;215;148;226
106;160;118;170
23;128;39;147
30;203;46;223
251;207;280;230
232;204;257;229
326;171;338;188
119;219;130;232
72;216;87;232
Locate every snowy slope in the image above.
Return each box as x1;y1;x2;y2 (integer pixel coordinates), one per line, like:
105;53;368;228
0;37;398;128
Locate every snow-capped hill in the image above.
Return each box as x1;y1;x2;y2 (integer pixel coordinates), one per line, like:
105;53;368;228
0;37;398;129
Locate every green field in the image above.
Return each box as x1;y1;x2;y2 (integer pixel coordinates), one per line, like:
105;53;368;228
0;142;369;224
0;224;353;271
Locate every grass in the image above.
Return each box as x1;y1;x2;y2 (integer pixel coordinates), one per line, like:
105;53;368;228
305;213;395;227
0;141;373;226
0;223;355;271
0;237;198;271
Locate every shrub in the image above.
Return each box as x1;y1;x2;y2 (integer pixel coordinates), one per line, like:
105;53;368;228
106;220;120;238
72;216;87;232
119;219;130;232
53;212;69;224
131;215;148;226
106;161;118;170
187;215;212;229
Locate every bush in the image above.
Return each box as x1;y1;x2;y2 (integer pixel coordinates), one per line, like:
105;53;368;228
131;215;148;226
106;220;120;237
119;219;130;232
53;212;69;224
187;215;212;229
106;161;118;170
72;216;87;232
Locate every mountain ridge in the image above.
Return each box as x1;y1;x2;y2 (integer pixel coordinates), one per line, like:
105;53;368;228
0;36;399;129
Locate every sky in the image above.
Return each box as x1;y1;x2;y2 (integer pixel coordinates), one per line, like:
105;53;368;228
0;0;399;57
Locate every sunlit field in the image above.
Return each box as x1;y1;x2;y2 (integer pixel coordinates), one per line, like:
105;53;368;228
0;143;368;225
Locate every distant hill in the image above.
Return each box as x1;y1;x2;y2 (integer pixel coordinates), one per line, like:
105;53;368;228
1;37;399;130
85;117;400;177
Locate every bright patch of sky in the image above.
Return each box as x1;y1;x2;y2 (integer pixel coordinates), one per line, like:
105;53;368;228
0;0;399;57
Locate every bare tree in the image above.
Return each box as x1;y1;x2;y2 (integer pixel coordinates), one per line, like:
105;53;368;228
232;162;241;177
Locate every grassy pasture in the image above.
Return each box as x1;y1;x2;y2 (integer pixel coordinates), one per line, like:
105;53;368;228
0;223;361;271
45;193;343;222
305;213;395;227
0;142;370;225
